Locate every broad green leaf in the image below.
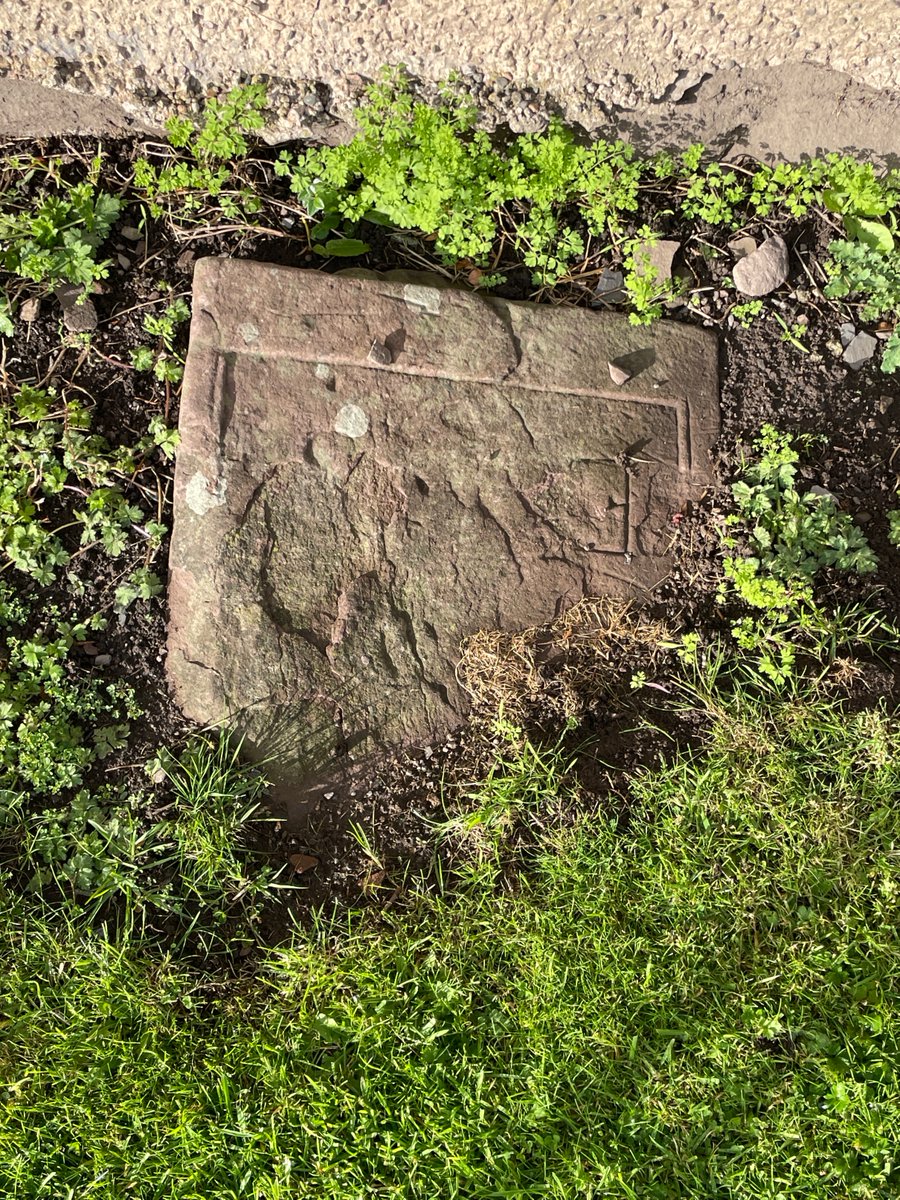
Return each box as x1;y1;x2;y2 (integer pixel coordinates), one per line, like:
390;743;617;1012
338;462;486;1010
822;188;845;214
310;212;341;241
843;215;894;254
0;301;14;338
313;238;371;258
362;209;396;226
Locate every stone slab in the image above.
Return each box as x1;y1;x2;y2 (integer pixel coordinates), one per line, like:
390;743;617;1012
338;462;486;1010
168;260;718;810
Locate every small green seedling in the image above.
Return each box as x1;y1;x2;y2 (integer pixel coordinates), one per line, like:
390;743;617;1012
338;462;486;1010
732;299;763;328
134;83;267;222
0;158;121;292
114;567;163;613
720;425;877;616
773;312;809;352
131;297;191;382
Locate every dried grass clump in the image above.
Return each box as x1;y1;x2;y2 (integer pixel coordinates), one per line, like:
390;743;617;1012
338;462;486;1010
456;597;671;725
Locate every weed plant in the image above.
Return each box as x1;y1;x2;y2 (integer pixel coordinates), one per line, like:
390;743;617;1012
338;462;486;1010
274;70;900;357
0;151;120;332
5;77;900;361
721;425;877;614
133;83;267;222
0;383;176;591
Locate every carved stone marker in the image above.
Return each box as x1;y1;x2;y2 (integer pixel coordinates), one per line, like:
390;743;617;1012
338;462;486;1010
168;259;718;810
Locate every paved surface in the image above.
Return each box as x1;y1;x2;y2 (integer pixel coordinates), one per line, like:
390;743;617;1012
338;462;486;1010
167;261;718;805
4;5;900;160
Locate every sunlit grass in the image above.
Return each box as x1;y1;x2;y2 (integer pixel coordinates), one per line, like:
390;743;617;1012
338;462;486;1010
1;654;899;1196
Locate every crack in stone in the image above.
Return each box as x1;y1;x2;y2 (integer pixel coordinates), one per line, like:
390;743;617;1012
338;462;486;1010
381;557;451;706
507;399;537;450
177;649;234;717
513;485;569;550
237;466;279;528
179;649;226;691
257;496;294;694
254;476;379;688
475;488;525;585
219;352;238;449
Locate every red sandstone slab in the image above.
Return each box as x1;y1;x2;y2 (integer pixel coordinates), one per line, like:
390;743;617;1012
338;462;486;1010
168;260;719;811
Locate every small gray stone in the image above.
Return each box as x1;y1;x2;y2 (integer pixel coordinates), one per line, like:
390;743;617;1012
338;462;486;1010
634;238;680;284
367;338;393;365
809;485;837;502
592;268;626;306
843;331;878;370
608;361;631;385
55;285;98;333
93;654;112;667
20;297;40;322
117;253;131;269
732;235;790;297
838;322;856;348
728;235;757;260
120;225;142;241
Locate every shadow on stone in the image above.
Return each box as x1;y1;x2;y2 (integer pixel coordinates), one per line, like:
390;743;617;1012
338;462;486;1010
609;346;657;380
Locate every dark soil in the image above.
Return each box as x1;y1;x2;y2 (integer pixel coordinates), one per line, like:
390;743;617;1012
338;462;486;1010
4;133;900;933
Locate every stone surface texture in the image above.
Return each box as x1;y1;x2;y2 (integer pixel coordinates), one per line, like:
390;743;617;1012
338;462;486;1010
732;235;790;297
843;331;878;370
168;260;718;806
3;6;900;163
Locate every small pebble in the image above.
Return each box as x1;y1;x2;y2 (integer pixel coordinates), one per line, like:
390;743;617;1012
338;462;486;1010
843;330;878;370
55;284;98;333
633;238;680;284
608;361;631;386
732;234;790;297
94;654;112;667
727;235;757;260
289;853;319;874
120;225;142;241
368;339;393;365
592;267;626;305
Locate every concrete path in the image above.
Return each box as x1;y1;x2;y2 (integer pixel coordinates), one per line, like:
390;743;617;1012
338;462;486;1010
3;3;900;160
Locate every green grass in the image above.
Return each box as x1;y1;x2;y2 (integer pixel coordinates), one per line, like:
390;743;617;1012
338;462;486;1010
1;656;898;1197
